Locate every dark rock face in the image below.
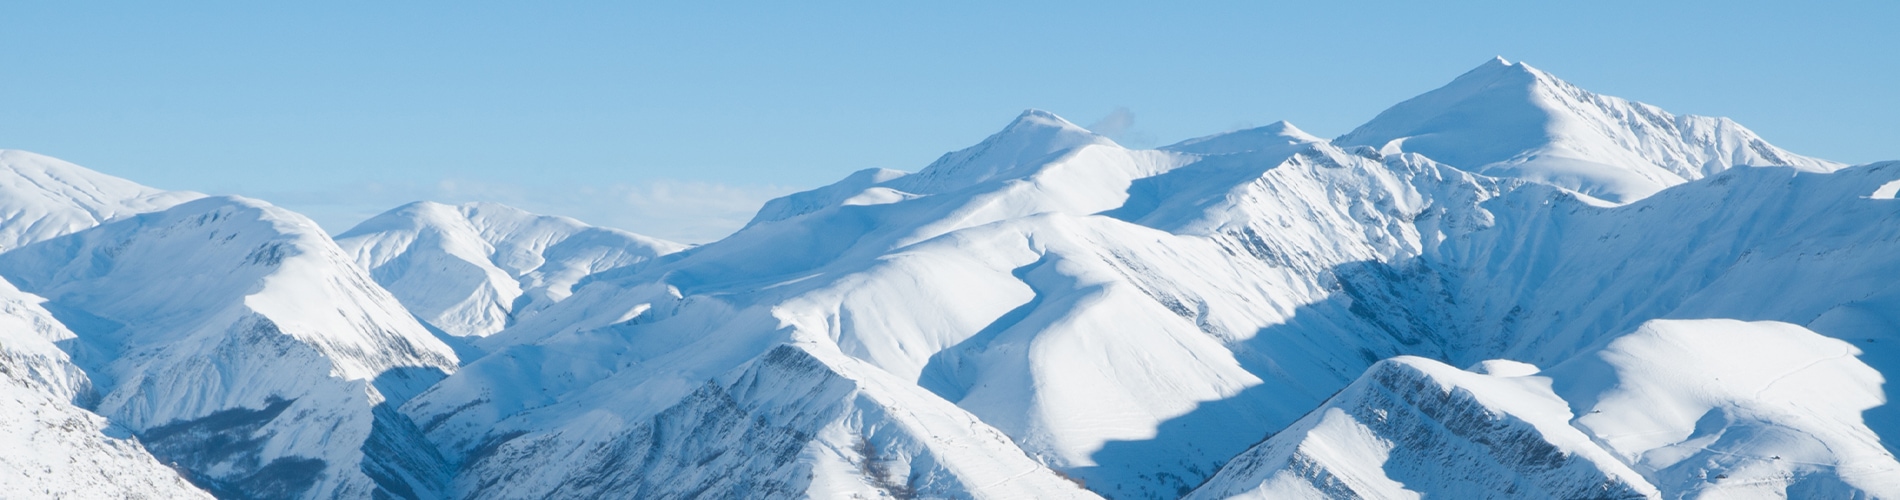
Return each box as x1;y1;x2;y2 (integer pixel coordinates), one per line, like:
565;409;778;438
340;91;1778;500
1353;362;1646;499
458;346;853;499
361;403;452;500
454;345;998;499
139;397;327;500
138;392;453;500
1192;360;1653;500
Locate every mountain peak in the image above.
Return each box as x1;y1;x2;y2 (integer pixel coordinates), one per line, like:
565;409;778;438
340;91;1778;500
896;109;1112;193
1008;108;1089;132
0;150;203;251
1256;120;1318;139
336;200;682;338
1462;56;1544;80
1336;59;1840;202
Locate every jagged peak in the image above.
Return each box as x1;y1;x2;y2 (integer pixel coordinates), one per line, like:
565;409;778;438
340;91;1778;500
1335;58;1551;151
1467;55;1540;76
977;108;1107;152
895;109;1114;193
1335;57;1840;203
1007;108;1092;134
341;200;677;249
1449;56;1559;89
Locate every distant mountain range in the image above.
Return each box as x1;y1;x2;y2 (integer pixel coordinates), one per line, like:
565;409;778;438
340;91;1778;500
2;58;1896;499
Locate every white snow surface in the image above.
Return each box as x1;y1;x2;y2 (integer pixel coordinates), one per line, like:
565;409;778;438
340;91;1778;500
1187;355;1656;499
398;63;1900;497
336;201;684;338
4;58;1900;500
1548;319;1900;498
1194;319;1900;499
0;195;460;499
0;278;90;403
0;279;211;499
0;150;202;252
1337;57;1843;203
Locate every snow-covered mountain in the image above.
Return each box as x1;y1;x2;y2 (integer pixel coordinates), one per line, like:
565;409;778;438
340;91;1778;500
2;58;1896;500
1336;57;1843;203
1547;320;1900;497
0;278;210;499
0;150;202;252
0;194;461;499
335;201;683;339
1193;319;1900;498
1187;355;1658;499
396;58;1897;499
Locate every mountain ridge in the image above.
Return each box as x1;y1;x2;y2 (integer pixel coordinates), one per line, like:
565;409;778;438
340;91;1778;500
0;194;462;499
1336;57;1842;202
1;58;1895;499
337;200;684;339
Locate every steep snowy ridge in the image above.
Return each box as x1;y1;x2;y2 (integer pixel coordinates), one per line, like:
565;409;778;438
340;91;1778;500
1180;159;1900;498
0;196;460;499
1548;319;1900;497
0;278;90;402
452;342;1093;499
1196;319;1900;498
406;67;1895;495
892;109;1121;195
409;60;1900;498
336;201;683;338
404;109;1523;498
1188;356;1656;499
1408;161;1900;385
1337;57;1842;203
0;279;211;499
0;149;202;251
402;112;1208;496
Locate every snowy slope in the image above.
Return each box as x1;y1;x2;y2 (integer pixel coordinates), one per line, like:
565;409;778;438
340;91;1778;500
1187;356;1656;499
1195;319;1900;499
1336;57;1842;203
0;279;211;499
1414;161;1900;420
336;201;683;338
409;79;1898;498
403;110;1533;498
405;110;1196;498
2;58;1894;500
0;149;202;251
1548;319;1900;498
0;278;90;403
454;343;1095;499
0;196;460;500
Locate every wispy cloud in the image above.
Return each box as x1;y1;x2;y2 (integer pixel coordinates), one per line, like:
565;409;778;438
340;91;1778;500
256;178;800;244
1085;107;1158;148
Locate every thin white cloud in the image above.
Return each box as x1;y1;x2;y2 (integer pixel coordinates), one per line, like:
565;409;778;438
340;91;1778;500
1087;107;1137;138
1086;106;1158;148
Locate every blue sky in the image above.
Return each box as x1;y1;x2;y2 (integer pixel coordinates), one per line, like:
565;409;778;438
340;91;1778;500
2;1;1894;242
